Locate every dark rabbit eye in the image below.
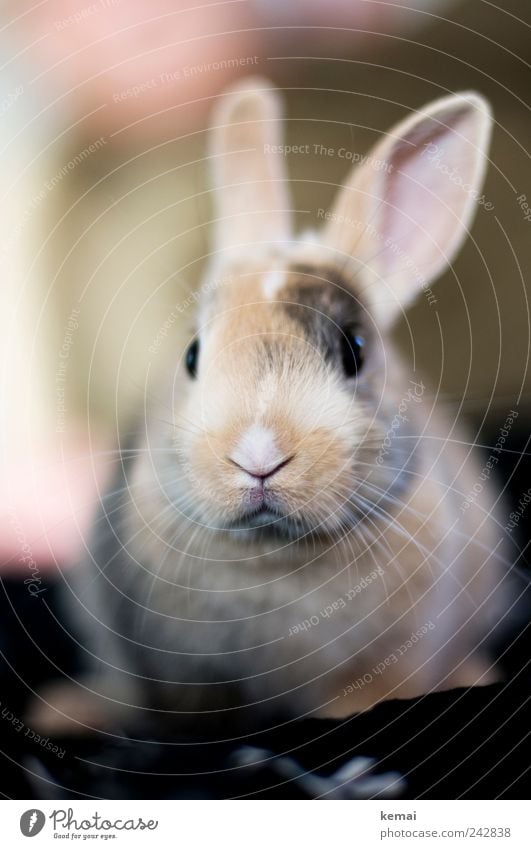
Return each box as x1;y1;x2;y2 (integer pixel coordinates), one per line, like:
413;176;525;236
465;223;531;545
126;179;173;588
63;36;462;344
340;329;364;378
185;339;199;378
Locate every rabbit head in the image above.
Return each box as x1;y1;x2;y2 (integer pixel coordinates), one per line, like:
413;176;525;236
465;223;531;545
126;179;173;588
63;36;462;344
155;79;492;541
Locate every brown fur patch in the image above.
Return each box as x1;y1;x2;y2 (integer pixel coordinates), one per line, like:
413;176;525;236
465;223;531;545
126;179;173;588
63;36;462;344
280;265;367;366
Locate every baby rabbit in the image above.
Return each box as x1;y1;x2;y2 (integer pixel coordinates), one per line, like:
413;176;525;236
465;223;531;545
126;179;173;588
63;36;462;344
56;79;513;736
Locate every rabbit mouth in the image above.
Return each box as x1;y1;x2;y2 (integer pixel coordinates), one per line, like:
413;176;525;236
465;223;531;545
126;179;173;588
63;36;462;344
241;502;286;526
226;502;297;536
227;501;325;540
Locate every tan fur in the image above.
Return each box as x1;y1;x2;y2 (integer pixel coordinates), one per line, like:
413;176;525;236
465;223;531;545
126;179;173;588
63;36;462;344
47;79;512;733
118;254;508;722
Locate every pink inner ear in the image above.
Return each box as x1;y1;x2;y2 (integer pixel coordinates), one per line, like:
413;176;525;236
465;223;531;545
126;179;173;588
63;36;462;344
376;106;482;292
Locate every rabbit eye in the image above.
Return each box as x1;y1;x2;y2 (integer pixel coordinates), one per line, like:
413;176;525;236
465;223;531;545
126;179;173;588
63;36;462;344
185;339;199;378
340;329;364;378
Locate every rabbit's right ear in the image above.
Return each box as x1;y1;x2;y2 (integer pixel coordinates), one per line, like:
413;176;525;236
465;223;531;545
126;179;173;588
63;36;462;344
209;78;292;259
322;92;492;327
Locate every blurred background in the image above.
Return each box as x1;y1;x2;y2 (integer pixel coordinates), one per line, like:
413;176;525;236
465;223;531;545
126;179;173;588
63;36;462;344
0;0;530;582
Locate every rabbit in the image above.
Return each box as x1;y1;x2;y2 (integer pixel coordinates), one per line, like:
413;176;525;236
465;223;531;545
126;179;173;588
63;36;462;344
32;78;514;739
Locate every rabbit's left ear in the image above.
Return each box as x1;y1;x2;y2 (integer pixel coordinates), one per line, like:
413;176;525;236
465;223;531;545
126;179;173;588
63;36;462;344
322;92;493;326
209;77;292;258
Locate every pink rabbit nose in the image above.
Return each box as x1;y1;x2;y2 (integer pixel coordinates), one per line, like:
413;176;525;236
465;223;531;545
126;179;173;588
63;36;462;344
228;424;293;481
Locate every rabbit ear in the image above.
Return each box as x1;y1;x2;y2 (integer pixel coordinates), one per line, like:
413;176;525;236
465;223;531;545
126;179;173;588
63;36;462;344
322;92;493;326
209;77;292;258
